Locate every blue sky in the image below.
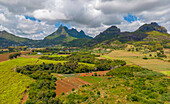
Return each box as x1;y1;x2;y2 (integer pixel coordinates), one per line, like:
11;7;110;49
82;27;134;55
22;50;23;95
123;14;140;23
25;15;41;22
54;21;71;28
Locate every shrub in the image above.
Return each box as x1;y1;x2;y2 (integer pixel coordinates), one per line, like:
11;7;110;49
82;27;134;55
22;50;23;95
97;91;100;95
61;92;65;95
9;54;14;59
130;94;139;101
143;56;148;60
94;73;97;76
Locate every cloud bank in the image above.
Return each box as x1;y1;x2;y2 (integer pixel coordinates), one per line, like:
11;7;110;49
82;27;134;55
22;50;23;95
0;0;170;39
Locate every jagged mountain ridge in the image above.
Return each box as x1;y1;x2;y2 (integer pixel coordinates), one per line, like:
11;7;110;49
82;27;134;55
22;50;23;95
89;22;170;48
44;25;92;40
0;25;92;48
0;22;169;48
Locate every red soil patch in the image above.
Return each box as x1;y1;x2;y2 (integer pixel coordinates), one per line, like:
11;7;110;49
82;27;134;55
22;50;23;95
0;51;31;62
21;92;28;104
55;77;91;96
79;70;109;77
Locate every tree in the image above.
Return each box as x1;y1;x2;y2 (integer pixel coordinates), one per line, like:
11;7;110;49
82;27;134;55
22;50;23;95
9;54;14;59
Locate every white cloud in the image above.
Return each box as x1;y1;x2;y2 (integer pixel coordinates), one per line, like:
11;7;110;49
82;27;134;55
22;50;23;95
0;0;170;39
0;13;8;22
33;9;68;20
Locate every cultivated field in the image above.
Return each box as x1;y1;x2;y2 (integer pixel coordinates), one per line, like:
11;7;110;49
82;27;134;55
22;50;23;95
55;77;91;96
0;57;67;104
0;51;31;62
101;50;170;76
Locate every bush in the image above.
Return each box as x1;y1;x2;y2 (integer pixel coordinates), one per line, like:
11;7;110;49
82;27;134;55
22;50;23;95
143;56;148;60
9;54;14;59
97;91;100;95
129;94;139;101
61;92;65;95
8;53;21;59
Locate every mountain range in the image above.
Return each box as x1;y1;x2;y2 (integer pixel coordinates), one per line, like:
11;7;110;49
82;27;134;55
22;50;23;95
0;22;169;48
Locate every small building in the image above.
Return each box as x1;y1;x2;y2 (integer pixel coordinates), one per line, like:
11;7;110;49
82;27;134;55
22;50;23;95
37;52;42;55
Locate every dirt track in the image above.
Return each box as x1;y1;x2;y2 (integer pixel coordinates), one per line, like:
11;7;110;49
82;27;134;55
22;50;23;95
55;77;91;96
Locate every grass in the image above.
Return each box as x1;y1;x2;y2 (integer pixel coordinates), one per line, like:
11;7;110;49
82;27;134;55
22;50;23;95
51;73;67;80
59;74;169;104
161;71;170;76
46;54;69;57
79;76;103;83
62;74;76;78
0;58;36;104
0;57;67;104
78;62;95;67
146;31;170;37
101;50;170;75
59;77;131;103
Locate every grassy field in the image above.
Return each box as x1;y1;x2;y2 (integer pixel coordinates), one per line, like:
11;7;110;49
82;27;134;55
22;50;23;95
59;77;132;103
0;57;67;104
59;73;169;104
78;62;95;67
161;71;170;76
101;50;170;76
47;54;69;57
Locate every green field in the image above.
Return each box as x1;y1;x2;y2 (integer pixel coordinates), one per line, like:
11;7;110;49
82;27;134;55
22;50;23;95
46;54;69;57
78;62;95;67
59;77;135;103
0;57;66;104
161;71;170;76
59;66;170;104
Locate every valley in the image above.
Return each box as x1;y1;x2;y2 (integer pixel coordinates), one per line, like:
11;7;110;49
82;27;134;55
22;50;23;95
0;22;169;104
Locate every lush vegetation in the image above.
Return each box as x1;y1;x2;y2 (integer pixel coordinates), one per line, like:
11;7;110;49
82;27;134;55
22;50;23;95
12;52;125;103
79;76;103;83
40;52;125;65
59;66;170;104
8;52;21;59
39;52;126;72
0;57;67;104
16;63;59;103
0;58;35;104
16;58;125;75
8;46;28;52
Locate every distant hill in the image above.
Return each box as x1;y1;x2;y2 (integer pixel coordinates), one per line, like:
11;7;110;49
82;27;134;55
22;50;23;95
0;31;30;42
0;31;39;48
0;26;92;48
83;22;170;48
42;25;92;46
136;22;167;33
0;22;169;48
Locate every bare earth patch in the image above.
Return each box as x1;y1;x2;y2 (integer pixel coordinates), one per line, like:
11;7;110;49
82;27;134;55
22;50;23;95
55;77;91;96
0;51;31;62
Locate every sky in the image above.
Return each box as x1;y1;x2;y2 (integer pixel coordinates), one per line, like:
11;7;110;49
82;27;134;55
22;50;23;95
0;0;170;40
